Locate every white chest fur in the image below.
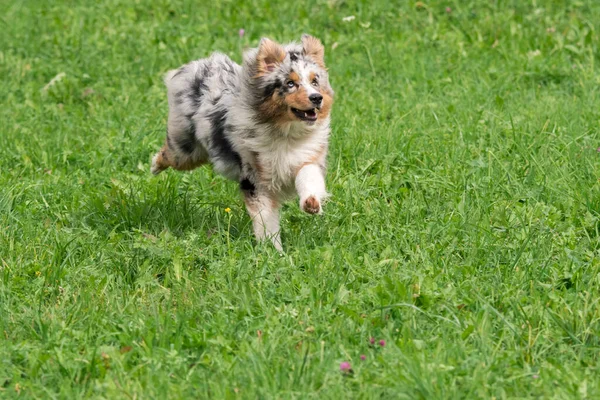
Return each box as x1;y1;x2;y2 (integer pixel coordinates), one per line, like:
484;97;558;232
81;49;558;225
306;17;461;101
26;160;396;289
254;123;328;195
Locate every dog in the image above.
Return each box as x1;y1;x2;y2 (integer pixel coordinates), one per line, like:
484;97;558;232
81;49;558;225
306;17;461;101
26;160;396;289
151;35;334;251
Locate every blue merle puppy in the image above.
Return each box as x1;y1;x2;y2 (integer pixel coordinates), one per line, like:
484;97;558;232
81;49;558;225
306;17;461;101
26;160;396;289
151;35;334;251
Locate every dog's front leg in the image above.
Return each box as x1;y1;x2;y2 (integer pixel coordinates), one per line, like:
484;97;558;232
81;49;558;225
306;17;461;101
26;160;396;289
295;164;328;215
242;183;282;251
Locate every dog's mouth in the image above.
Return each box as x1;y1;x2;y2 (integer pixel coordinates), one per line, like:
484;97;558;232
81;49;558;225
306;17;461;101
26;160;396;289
291;107;318;122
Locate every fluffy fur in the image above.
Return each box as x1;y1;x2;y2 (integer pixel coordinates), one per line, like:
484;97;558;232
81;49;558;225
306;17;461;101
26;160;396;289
151;34;334;251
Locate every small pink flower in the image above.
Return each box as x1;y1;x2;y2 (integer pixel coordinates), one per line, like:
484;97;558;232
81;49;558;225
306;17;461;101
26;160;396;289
445;7;452;13
532;374;539;379
369;337;375;345
379;339;386;347
340;361;352;372
238;29;245;38
596;147;600;152
360;354;366;361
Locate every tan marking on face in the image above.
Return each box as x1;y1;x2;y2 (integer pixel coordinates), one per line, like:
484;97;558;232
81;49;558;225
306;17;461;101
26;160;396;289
285;86;313;111
308;72;316;83
289;71;300;82
258;90;287;122
316;87;334;120
278;85;317;124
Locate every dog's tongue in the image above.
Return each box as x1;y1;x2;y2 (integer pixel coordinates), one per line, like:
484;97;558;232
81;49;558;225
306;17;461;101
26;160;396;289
306;110;316;118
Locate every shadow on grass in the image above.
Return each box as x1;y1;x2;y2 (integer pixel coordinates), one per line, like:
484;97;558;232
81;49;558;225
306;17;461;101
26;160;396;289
519;71;572;87
78;175;244;238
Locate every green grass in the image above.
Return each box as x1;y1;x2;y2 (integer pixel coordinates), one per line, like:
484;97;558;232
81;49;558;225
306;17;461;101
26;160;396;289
2;0;600;398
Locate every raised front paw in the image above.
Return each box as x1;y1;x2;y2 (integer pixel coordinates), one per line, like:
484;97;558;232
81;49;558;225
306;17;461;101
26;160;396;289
301;196;322;215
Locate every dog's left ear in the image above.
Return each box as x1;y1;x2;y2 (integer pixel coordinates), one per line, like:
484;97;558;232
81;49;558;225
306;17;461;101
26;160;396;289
302;34;325;68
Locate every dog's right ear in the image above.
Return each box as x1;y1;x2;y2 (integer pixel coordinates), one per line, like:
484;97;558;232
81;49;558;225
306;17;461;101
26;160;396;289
256;38;286;76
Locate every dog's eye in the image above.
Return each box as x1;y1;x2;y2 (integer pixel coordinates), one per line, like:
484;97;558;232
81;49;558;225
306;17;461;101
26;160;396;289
311;79;319;87
286;80;295;88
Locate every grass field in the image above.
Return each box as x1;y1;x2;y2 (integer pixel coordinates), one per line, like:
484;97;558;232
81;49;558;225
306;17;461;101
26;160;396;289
2;0;600;398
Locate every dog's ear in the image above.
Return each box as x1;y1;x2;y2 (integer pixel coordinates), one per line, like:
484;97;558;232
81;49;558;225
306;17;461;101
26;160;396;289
302;34;325;68
256;38;286;76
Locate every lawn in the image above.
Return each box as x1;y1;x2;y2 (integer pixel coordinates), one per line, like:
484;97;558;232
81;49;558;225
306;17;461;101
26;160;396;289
2;0;600;398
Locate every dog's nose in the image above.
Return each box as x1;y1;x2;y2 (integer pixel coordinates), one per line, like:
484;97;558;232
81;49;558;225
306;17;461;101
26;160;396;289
309;93;323;106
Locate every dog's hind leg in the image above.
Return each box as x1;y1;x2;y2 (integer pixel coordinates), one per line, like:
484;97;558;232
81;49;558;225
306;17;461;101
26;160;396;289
151;140;171;175
151;139;208;175
153;60;215;175
151;115;209;175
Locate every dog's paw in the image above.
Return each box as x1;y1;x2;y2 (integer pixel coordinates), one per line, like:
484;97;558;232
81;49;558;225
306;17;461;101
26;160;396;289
301;196;321;214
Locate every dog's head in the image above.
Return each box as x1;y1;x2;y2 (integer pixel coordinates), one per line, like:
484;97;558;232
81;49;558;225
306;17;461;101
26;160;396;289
245;35;334;126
